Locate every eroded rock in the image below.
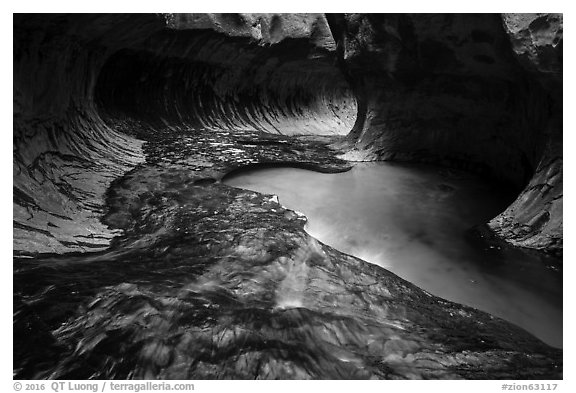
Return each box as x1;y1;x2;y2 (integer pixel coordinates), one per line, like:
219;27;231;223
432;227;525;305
327;13;563;255
13;13;562;379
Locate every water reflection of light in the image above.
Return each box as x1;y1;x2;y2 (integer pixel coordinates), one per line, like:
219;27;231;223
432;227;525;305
353;249;389;268
223;163;562;348
305;221;392;269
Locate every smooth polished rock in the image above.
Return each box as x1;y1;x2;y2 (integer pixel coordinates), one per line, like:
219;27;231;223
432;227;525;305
13;13;563;379
14;127;561;379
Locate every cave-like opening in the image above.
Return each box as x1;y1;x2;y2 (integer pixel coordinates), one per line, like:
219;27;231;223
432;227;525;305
95;29;357;137
13;13;562;380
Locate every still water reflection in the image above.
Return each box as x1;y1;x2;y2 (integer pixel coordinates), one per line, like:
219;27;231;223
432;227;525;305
224;162;562;348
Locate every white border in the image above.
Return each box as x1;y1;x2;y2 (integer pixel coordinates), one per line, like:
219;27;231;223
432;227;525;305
3;2;572;390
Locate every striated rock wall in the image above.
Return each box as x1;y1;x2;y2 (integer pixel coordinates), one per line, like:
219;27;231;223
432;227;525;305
488;14;562;254
14;13;562;256
13;13;563;379
14;14;355;255
327;13;562;255
14;127;561;380
14;14;148;255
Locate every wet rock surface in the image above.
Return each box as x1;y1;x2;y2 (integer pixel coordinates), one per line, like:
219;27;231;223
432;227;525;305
488;14;562;255
13;13;563;379
14;13;355;256
14;125;561;379
327;13;563;255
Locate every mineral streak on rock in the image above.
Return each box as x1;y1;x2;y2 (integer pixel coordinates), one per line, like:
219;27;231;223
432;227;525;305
13;13;562;379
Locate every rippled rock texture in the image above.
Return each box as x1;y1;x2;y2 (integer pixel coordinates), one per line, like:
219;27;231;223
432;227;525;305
14;13;355;255
14;129;561;379
13;14;562;379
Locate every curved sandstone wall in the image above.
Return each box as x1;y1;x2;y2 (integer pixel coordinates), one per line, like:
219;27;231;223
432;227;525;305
326;13;562;255
13;13;562;255
12;13;563;380
14;13;356;255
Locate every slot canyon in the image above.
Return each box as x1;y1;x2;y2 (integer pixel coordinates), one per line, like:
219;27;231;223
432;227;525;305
13;13;563;379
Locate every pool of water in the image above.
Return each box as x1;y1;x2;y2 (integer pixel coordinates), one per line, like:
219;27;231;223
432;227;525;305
224;162;562;348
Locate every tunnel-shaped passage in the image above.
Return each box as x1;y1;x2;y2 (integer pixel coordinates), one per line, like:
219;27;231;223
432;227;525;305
13;14;563;380
95;30;357;136
13;15;357;255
